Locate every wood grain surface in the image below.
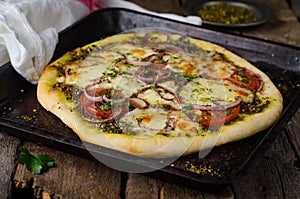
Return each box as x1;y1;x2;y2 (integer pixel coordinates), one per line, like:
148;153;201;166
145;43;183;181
0;132;20;199
0;0;299;198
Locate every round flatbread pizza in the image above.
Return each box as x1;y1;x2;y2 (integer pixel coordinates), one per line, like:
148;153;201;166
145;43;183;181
37;28;283;158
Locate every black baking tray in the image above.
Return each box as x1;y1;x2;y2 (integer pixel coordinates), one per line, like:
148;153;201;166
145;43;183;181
1;8;300;192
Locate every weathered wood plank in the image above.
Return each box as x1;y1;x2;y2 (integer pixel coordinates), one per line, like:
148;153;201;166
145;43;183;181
180;0;300;46
282;108;300;197
13;142;121;199
286;108;300;159
125;174;164;199
0;131;21;199
232;108;300;198
125;173;234;199
241;0;300;46
126;173;206;199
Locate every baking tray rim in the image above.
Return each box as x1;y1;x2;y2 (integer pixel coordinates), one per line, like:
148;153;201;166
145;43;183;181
1;8;300;189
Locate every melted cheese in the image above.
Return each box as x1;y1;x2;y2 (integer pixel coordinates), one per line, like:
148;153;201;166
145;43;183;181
109;43;157;61
119;107;168;136
137;88;180;110
200;61;236;78
118;108;200;137
110;74;141;98
65;50;124;88
179;78;249;106
164;53;198;76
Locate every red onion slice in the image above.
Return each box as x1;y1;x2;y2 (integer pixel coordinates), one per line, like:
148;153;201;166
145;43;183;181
103;94;112;103
83;87;103;102
141;53;163;62
257;79;264;91
156;87;176;101
154;43;186;54
128;98;149;109
252;72;263;91
126;59;152;67
113;54;127;72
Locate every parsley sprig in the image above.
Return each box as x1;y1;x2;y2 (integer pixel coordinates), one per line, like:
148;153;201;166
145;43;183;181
18;147;55;174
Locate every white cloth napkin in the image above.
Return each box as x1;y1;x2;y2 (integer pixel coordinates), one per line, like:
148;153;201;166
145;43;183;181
0;0;89;84
97;0;202;26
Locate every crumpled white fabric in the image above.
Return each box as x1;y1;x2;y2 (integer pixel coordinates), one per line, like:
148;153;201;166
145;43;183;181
0;0;89;84
97;0;202;26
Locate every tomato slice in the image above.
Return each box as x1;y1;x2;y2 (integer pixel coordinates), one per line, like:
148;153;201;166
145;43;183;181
225;69;263;91
80;88;113;119
196;105;240;127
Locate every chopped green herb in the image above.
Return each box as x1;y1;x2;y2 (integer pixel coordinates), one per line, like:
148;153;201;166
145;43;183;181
128;102;136;111
182;38;191;45
113;57;124;63
18;147;55;174
154;55;163;62
236;66;246;71
99;102;111;110
226;109;231;115
184;75;193;82
241;78;248;83
238;72;245;77
136;117;144;124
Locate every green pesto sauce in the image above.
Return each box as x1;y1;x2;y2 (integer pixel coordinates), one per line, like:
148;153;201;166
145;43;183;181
51;47;96;100
198;3;257;24
97;121;124;134
52;83;74;101
240;97;270;114
226;97;271;125
69;47;91;62
212;51;232;63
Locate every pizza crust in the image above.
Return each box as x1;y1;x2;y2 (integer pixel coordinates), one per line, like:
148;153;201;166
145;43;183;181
37;32;283;158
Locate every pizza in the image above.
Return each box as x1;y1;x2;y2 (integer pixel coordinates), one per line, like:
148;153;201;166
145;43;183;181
37;29;283;158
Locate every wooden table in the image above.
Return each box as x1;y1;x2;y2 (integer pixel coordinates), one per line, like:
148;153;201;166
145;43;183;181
1;0;300;198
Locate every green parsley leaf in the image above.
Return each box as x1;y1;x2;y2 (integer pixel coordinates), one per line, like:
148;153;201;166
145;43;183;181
18;147;55;174
226;109;231;115
99;102;111;110
113;57;124;63
151;84;156;90
136;117;144;124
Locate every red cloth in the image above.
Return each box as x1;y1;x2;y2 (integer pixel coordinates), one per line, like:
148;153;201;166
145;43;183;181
76;0;104;12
